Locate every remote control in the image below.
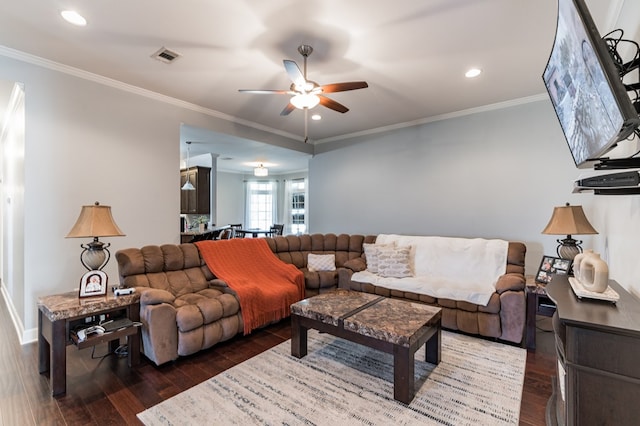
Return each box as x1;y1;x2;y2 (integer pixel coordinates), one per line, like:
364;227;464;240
114;287;135;296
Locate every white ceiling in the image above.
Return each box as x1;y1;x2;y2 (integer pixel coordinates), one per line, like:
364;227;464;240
0;0;625;173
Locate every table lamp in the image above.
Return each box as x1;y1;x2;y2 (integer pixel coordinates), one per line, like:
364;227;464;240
66;201;125;273
541;202;598;261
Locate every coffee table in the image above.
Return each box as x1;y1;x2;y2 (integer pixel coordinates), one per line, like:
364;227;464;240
290;290;442;404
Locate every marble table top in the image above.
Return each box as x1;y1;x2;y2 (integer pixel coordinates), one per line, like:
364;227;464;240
291;289;441;346
38;291;140;322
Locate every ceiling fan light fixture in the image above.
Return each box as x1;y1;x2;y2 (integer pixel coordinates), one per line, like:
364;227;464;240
254;164;268;177
290;93;320;110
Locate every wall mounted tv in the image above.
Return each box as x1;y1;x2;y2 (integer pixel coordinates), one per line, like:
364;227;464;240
543;0;640;169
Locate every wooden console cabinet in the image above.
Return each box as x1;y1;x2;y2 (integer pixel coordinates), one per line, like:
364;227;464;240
546;275;640;426
180;166;211;214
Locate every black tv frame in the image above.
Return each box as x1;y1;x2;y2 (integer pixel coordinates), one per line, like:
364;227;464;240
543;0;640;170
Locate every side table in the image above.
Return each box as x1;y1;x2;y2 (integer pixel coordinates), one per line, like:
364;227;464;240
38;291;141;396
525;276;556;350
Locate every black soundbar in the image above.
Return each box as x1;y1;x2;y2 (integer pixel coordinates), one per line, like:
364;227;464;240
577;171;640;188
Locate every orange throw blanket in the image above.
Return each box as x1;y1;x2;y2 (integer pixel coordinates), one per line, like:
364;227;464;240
195;238;305;335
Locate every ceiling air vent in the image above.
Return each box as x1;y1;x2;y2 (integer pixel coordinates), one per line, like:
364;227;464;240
151;47;181;64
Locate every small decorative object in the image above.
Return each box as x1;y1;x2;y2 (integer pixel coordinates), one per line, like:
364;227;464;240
66;202;125;295
574;251;609;293
79;270;107;298
536;255;572;284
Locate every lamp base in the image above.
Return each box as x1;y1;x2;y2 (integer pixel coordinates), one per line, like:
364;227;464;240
557;235;583;275
79;238;111;271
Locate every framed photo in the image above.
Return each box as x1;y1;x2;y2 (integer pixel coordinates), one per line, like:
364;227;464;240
79;270;108;298
536;255;572;284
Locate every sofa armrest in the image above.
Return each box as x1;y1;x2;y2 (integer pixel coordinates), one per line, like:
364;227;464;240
343;258;366;272
139;288;175;305
495;273;525;294
338;268;355;289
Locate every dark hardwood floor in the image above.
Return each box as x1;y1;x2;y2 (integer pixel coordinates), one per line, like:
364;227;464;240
1;296;556;425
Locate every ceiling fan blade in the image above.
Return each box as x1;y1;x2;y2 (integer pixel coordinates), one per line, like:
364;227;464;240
320;81;369;93
280;102;296;116
283;60;306;88
238;89;291;94
319;96;349;113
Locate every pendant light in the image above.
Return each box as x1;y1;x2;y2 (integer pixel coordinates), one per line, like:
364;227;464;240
254;164;268;177
181;141;195;191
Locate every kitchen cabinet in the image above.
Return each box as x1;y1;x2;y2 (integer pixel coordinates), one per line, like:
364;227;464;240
180;166;210;214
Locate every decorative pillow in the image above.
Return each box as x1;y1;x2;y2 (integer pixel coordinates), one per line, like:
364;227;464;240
376;246;413;278
363;243;395;273
307;253;336;272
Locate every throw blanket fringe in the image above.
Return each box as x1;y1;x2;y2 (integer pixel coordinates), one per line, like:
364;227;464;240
195;239;305;335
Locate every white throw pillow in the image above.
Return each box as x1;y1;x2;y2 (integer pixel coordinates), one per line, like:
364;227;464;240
376;246;413;278
363;243;394;273
307;253;336;272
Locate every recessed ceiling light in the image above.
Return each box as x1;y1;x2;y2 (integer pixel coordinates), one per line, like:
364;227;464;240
61;10;87;26
465;68;482;78
311;114;322;121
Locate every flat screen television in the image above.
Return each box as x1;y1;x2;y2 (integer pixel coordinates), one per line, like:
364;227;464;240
542;0;640;168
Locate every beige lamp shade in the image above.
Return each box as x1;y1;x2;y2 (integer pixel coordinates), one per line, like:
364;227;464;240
66;202;125;272
542;202;597;260
541;203;598;236
66;202;125;238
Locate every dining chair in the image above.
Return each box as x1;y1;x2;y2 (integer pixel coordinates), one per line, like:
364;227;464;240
270;224;284;236
219;229;233;239
229;223;243;238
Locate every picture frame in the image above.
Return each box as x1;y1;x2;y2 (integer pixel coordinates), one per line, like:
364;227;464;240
536;255;572;284
79;270;108;298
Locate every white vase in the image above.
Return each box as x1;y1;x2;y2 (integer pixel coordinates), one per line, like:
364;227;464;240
572;249;593;283
578;252;609;293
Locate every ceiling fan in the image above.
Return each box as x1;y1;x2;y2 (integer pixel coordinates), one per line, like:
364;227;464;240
239;44;368;118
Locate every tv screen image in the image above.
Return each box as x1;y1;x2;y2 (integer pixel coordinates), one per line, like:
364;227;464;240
543;0;639;168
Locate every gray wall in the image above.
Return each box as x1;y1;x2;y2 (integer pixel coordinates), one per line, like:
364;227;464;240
310;99;634;289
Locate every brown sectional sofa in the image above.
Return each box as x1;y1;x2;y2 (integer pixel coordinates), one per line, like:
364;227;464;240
116;233;526;365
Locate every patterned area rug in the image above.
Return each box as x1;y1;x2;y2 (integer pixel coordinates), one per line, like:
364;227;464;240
138;330;526;425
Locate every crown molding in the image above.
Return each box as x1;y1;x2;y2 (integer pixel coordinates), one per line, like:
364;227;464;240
315;93;549;144
0;45;301;143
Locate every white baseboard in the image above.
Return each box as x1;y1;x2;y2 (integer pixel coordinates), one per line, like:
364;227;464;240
1;283;38;344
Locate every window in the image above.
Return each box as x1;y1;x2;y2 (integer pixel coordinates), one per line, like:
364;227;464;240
289;179;306;235
245;181;276;230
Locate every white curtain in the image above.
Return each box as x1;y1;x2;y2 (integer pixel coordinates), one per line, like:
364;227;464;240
244;179;278;231
283;180;293;234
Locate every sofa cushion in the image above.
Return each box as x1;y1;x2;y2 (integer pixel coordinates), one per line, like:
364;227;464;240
307;254;336;272
377;246;413;278
363;243;393;273
175;304;204;332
